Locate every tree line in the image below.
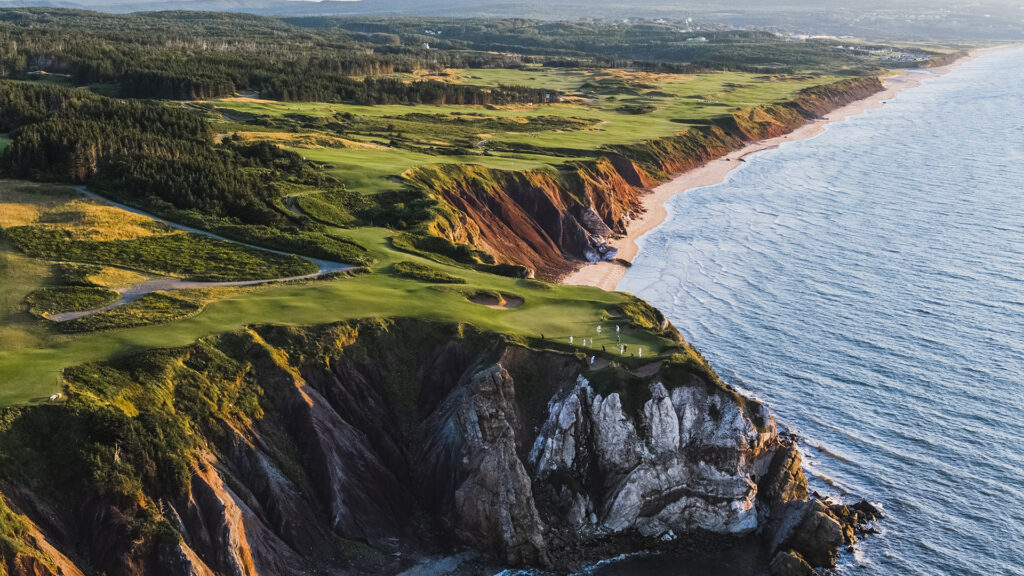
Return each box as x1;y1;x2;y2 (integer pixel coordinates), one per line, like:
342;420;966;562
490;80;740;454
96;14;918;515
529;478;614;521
0;9;557;103
0;81;298;225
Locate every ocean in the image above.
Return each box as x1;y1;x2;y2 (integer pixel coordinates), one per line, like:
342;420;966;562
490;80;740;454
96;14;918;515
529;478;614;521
613;47;1024;575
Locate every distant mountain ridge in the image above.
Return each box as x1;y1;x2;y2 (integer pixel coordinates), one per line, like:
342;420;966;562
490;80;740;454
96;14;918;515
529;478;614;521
0;0;1019;40
0;0;359;14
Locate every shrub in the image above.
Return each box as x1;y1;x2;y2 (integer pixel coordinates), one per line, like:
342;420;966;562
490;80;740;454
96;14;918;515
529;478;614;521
616;103;657;114
57;293;200;333
54;263;105;286
612;297;665;331
25;286;119;317
392;261;465;284
3;226;317;281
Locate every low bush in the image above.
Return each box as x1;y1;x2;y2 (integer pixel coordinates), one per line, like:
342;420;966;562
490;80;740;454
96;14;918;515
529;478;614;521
142;205;374;266
57;293;200;333
0;495;31;558
612;297;666;331
474;262;532;279
317;266;372;281
25;286;119;317
53;263;105;287
392;261;465;284
616;103;657;114
3;226;317;281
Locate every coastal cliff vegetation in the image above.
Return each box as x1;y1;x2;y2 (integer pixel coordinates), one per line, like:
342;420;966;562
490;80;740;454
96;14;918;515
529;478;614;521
0;319;877;576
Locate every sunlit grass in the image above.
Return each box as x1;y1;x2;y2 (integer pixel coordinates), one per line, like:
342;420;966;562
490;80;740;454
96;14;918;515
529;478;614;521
0;67;849;406
0;221;674;406
211;69;841;196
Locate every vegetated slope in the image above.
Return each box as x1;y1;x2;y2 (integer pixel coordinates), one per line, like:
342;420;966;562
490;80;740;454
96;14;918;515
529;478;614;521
0;81;373;265
400;77;883;278
0;319;875;576
0;56;882;280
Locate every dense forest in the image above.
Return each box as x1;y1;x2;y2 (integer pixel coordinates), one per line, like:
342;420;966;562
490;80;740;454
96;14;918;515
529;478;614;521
0;10;558;102
0;81;373;263
0;9;930;103
295;17;921;73
1;82;275;220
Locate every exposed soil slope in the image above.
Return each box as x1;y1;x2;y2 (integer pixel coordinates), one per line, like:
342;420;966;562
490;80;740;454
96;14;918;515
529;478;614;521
403;78;883;279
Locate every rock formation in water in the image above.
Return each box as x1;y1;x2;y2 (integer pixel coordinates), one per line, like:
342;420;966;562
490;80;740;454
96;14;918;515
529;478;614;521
0;319;878;576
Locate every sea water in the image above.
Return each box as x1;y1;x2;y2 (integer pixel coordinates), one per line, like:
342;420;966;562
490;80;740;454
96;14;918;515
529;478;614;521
613;47;1024;575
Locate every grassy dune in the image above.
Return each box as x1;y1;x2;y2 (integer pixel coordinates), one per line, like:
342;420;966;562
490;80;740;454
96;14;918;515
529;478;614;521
0;181;318;281
0;201;676;406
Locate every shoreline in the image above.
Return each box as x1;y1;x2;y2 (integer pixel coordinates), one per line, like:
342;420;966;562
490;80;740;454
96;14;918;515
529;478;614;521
560;48;995;291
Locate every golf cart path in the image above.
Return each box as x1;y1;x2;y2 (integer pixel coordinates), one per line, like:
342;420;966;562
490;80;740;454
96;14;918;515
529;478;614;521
50;187;352;322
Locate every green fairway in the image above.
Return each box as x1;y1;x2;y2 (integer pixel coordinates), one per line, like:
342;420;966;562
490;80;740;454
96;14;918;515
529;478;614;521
0;264;670;406
0;217;675;407
213;71;841;143
210;69;842;194
293;146;569;194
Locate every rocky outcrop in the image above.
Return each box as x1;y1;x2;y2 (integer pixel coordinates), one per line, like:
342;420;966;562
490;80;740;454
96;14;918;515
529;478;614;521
402;77;884;278
761;440;809;502
422;364;548;565
527;378;773;543
0;319;878;575
769;549;816;576
764;478;884;571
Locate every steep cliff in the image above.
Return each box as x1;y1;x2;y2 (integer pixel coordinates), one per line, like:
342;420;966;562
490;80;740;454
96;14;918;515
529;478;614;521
401;77;884;278
402;160;643;278
0;319;874;575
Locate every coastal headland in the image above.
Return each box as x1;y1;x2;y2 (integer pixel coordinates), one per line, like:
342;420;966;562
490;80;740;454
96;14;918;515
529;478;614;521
561;50;999;291
0;13;1001;576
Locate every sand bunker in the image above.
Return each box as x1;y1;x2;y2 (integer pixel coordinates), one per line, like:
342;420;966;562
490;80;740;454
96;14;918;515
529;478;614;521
468;292;524;309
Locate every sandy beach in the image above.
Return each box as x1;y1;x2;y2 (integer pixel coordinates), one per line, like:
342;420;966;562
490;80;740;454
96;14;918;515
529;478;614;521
561;51;990;291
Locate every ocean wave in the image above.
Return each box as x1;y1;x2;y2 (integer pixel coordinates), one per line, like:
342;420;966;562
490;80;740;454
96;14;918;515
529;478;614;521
618;46;1024;576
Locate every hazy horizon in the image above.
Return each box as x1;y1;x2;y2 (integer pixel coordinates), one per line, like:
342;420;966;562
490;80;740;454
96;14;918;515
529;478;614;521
0;0;1021;41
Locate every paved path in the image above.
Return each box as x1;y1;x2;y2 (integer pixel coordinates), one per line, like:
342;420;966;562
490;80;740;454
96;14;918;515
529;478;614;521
50;187;352;321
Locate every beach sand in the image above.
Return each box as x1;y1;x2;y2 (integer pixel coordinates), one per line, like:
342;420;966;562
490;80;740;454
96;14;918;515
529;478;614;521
561;52;989;291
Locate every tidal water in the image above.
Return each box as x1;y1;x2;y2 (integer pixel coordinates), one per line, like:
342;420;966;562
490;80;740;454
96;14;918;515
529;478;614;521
614;47;1024;576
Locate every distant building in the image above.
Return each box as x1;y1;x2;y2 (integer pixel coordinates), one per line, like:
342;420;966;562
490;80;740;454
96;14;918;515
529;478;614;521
422;42;430;50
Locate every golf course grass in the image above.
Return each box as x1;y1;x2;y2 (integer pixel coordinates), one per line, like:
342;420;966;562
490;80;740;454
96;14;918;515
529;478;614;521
0;67;850;407
211;69;842;194
0;188;676;407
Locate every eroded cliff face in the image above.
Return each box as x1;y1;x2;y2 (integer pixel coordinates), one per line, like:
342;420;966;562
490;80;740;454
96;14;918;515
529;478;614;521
528;378;773;542
0;320;873;576
402;77;884;279
403;161;642;278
